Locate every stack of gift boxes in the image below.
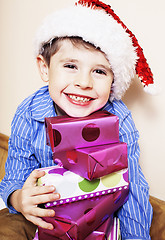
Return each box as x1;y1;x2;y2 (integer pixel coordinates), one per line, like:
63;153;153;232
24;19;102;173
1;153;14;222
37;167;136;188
37;110;129;240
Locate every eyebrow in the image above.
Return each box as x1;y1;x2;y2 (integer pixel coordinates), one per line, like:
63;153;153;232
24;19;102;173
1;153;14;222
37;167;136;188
60;58;78;63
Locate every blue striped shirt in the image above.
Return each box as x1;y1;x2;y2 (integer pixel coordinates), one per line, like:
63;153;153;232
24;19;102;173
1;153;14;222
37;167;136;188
0;85;152;239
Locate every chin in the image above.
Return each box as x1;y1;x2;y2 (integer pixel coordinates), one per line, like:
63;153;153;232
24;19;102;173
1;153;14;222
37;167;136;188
66;110;92;118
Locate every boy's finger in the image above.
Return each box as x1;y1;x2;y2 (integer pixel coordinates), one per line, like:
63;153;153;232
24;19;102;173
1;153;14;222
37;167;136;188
32;192;60;205
24;170;45;187
31;207;55;218
30;215;54;230
32;185;57;196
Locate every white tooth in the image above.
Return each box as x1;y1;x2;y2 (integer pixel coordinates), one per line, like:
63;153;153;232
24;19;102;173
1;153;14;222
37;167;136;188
69;94;90;102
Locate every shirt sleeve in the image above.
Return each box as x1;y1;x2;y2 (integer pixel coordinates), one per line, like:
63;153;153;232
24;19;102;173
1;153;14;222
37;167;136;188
117;110;153;240
0;109;40;214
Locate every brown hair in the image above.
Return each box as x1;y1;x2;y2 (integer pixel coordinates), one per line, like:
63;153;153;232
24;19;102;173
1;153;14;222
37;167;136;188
41;36;101;67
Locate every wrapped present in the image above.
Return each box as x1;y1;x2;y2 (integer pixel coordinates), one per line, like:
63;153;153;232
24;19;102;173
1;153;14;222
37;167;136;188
38;215;115;240
53;142;127;180
37;166;129;240
45;111;119;153
35;216;120;240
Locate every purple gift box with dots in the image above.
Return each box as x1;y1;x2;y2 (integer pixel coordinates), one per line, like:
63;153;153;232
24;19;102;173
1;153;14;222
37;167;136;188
45;110;119;154
38;215;120;240
53;142;127;181
45;110;126;181
37;165;129;240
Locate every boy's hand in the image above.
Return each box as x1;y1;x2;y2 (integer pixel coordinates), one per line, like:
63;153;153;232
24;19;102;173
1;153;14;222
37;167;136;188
9;169;60;230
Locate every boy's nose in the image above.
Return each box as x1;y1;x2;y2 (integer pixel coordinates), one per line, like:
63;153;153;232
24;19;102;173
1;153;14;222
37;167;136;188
74;73;93;89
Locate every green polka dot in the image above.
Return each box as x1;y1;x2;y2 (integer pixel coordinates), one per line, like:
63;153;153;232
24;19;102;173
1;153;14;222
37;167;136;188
37;172;48;186
101;173;121;188
78;178;100;192
37;177;42;186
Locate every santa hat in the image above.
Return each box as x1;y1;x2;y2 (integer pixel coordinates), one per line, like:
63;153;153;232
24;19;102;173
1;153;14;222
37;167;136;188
34;0;156;101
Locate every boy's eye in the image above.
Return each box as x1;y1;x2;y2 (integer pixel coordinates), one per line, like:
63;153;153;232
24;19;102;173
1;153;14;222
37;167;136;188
64;64;77;69
94;69;107;75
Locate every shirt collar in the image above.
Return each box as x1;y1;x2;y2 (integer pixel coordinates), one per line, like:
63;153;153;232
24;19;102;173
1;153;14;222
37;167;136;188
30;86;57;122
102;100;114;113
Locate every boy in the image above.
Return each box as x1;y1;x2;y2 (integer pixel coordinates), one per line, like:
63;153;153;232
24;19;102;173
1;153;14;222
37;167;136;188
0;0;154;239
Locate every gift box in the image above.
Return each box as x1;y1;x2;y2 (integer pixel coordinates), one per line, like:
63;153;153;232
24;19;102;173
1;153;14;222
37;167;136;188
45;111;119;153
53;142;127;180
37;166;129;240
35;216;120;240
38;215;117;240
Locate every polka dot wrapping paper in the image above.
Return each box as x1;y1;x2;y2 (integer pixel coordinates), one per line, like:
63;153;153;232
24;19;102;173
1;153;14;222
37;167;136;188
45;110;127;181
38;165;129;207
45;110;119;153
37;165;126;239
53;142;127;180
37;215;121;240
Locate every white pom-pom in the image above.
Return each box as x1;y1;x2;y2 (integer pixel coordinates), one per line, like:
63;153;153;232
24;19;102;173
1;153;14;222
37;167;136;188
143;84;161;95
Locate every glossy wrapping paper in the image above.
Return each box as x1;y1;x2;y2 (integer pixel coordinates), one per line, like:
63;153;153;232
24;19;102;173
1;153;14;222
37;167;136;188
53;142;127;180
37;166;129;240
34;216;120;240
38;215;120;240
37;111;128;239
45;111;119;153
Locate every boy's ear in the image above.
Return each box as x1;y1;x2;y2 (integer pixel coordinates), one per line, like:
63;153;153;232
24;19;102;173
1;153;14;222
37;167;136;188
36;55;49;82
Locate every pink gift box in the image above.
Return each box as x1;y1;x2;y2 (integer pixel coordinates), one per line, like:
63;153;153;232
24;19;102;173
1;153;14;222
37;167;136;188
38;215;114;240
35;216;120;240
45;111;119;153
53;142;127;180
38;189;127;240
37;166;129;240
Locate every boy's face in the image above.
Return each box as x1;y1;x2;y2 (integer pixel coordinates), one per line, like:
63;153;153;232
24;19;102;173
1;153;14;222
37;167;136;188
38;39;113;117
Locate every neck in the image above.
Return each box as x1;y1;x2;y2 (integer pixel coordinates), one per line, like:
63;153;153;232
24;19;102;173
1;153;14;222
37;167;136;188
54;103;66;116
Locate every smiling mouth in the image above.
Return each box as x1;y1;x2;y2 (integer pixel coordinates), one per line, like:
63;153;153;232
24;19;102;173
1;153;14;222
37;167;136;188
67;94;92;103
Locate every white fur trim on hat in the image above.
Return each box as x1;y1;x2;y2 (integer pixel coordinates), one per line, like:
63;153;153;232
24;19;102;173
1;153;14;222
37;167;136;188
143;82;160;95
34;5;138;101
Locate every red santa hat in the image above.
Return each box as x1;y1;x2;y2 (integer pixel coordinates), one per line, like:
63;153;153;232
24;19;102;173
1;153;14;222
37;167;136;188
34;0;156;101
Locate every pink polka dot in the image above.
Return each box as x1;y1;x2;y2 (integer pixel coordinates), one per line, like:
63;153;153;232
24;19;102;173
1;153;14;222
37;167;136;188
53;129;61;147
82;123;100;142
